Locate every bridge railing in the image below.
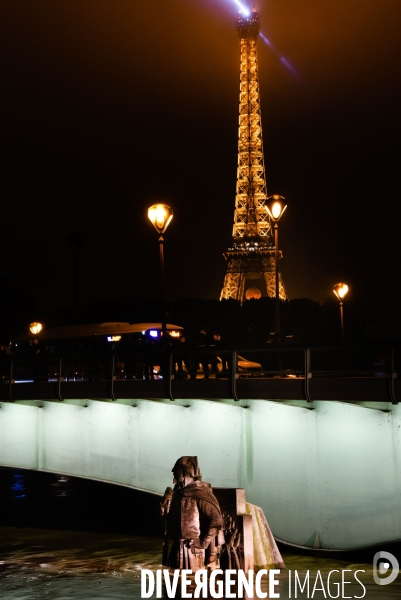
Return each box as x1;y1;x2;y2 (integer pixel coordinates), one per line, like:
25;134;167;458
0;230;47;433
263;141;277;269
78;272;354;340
0;342;399;404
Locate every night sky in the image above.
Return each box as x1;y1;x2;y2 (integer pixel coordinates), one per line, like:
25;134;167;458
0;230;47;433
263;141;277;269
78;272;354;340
2;0;401;337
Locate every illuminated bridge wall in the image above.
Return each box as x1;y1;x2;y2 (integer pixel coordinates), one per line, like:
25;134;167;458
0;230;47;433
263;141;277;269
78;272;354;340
0;397;400;551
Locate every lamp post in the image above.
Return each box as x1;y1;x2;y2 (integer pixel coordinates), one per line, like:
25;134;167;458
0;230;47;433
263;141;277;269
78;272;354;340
265;195;287;341
333;282;349;341
148;204;173;337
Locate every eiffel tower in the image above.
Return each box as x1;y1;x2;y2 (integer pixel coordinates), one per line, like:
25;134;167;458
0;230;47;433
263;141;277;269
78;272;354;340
220;8;287;303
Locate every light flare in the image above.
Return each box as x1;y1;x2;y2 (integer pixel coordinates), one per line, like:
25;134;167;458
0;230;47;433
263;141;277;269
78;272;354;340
260;32;273;48
230;0;250;16
260;33;301;79
280;56;301;79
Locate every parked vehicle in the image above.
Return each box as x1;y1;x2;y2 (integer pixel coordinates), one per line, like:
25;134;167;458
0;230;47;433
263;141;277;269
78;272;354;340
237;355;262;374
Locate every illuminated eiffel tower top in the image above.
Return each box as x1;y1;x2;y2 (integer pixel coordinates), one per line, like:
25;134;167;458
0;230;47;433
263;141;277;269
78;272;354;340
220;8;286;303
232;8;271;242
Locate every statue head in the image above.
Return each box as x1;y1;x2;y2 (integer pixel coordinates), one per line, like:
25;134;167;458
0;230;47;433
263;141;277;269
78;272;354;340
172;456;202;487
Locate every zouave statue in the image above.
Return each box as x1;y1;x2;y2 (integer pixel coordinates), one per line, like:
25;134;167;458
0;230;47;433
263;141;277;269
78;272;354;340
160;456;224;572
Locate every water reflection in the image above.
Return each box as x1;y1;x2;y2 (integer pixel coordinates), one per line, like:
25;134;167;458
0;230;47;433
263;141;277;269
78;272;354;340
10;471;26;499
0;468;400;599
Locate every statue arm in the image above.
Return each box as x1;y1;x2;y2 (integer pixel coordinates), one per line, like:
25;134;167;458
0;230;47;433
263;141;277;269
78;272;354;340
160;486;173;517
197;498;223;549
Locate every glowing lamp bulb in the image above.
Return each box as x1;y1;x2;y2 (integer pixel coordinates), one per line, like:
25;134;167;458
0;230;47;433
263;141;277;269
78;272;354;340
148;203;173;234
265;195;287;222
272;202;282;219
30;322;43;335
333;283;349;300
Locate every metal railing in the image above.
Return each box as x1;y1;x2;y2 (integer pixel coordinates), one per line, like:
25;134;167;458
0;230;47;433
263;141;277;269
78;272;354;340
0;342;399;404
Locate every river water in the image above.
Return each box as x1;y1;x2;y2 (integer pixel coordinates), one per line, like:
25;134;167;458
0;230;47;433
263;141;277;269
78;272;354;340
0;467;400;599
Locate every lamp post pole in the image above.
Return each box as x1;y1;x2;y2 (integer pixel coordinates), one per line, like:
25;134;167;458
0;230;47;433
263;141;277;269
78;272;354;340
159;233;166;336
265;195;287;342
339;300;344;341
148;204;173;338
273;221;280;339
333;283;349;342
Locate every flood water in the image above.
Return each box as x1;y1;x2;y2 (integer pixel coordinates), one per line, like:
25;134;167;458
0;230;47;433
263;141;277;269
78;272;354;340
0;467;400;599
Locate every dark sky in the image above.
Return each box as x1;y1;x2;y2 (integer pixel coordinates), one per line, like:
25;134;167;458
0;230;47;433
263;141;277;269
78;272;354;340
2;0;401;336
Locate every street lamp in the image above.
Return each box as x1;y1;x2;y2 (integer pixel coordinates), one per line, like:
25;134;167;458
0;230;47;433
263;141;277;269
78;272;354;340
333;283;349;341
29;322;43;335
265;195;287;340
148;203;173;337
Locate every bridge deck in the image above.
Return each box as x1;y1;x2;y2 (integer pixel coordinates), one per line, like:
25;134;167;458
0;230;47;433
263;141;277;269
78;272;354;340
0;374;398;404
